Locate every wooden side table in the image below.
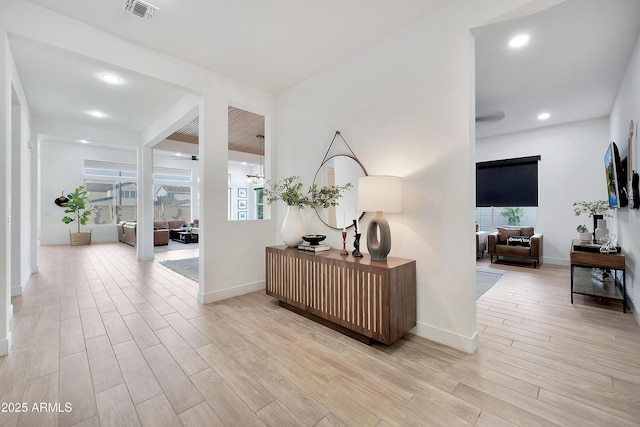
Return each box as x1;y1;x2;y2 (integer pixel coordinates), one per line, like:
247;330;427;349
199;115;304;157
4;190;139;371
570;240;626;312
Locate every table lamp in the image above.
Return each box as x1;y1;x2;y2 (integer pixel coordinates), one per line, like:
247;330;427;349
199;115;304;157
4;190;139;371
357;175;402;262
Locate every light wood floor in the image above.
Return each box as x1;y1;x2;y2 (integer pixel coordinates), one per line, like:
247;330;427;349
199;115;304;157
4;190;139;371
1;244;639;426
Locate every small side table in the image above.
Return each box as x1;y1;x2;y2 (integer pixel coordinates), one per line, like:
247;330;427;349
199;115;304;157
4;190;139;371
570;240;626;312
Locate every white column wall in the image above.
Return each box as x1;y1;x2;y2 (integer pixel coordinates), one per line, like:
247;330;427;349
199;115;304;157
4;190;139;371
0;34;12;355
274;0;551;353
137;145;154;260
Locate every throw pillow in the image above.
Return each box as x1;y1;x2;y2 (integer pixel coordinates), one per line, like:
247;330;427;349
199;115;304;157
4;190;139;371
497;226;521;244
507;236;531;247
520;227;535;237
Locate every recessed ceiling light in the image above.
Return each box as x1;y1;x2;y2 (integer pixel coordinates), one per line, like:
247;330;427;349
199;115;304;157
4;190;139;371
509;34;530;49
538;112;551;121
175;153;181;156
80;139;89;144
100;73;123;85
88;110;106;118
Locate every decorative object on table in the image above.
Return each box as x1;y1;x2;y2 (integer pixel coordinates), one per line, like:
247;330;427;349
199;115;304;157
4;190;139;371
572;200;612;242
599;233;618;253
313;131;367;230
61;185;95;246
594;219;609;242
627;120;639;209
576;224;591;242
281;205;305;247
352;219;363;257
265;176;352;247
340;229;348;256
297;243;331;252
499;207;524;226
301;234;326;246
54;191;69;207
358;175;402;262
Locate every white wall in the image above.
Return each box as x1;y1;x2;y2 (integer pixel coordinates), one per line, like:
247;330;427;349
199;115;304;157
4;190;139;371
39;139;136;245
476;117;611;264
275;0;549;353
610;31;640;318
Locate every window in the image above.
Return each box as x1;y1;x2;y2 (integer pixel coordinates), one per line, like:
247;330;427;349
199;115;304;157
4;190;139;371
84;161;138;225
153;168;192;221
84;161;194;224
476;156;540;231
476;156;540;207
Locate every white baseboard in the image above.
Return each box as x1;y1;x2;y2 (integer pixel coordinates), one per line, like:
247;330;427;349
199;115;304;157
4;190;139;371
0;332;11;356
11;271;31;296
542;256;570;266
199;280;265;304
415;321;479;354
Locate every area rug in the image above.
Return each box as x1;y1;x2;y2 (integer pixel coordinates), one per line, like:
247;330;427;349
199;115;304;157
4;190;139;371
154;240;199;252
476;268;504;299
160;257;199;282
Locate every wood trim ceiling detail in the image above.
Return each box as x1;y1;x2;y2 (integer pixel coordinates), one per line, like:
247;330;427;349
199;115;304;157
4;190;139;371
165;106;265;156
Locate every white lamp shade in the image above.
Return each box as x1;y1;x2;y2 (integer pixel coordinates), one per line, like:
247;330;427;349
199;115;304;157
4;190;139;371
357;175;402;213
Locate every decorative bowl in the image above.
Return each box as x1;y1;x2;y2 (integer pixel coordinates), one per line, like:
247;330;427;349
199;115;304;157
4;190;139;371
302;234;326;246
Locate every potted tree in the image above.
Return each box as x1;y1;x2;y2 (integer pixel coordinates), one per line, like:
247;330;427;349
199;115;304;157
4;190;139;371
61;185;95;246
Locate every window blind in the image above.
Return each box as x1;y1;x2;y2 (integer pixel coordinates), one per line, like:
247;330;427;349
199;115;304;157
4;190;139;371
476;155;540;207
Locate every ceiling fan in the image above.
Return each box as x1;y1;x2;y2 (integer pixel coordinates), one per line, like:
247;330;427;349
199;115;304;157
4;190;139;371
171;154;199;161
476;111;505;123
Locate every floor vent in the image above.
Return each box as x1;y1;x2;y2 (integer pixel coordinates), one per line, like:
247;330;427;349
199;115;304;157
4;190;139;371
122;0;158;21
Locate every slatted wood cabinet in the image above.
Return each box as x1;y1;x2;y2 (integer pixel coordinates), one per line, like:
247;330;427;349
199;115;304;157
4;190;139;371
265;246;417;345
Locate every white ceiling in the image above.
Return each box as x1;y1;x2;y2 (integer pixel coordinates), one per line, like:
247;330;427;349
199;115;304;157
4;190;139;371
475;0;640;138
9;36;187;134
9;0;640;143
23;0;449;94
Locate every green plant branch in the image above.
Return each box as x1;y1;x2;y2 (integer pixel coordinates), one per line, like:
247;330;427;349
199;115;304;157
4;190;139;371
264;176;352;208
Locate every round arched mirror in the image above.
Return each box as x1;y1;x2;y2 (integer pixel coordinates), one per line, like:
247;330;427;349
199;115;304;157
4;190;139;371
314;155;367;230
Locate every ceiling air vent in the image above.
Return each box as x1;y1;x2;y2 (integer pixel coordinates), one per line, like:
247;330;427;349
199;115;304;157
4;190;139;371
122;0;158;21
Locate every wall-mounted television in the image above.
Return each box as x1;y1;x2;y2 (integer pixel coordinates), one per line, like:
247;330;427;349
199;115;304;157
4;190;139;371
604;142;627;208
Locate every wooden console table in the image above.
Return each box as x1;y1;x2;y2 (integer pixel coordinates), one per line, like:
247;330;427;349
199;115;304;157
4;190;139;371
570;240;626;312
265;246;416;345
